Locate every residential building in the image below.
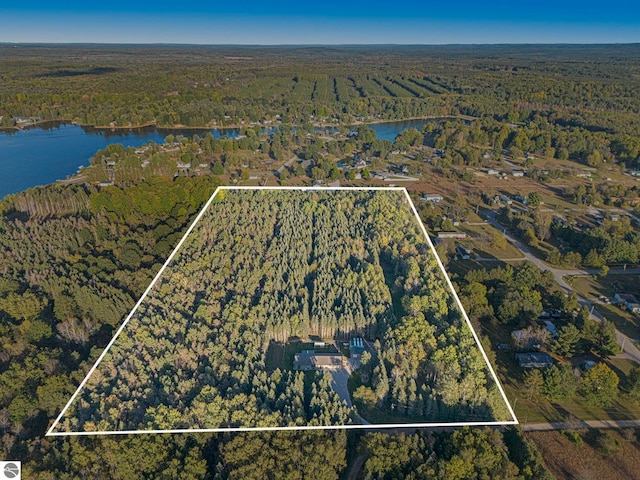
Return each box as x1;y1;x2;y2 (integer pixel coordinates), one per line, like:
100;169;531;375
293;352;343;371
614;293;640;314
349;338;365;359
437;231;466;239
515;352;554;368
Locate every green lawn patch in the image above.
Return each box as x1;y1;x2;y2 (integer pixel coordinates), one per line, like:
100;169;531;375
568;275;640;340
570;274;640;300
594;304;640;343
459;223;524;260
265;341;300;371
480;315;640;424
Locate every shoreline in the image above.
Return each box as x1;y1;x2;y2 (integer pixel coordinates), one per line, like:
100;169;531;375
0;114;477;134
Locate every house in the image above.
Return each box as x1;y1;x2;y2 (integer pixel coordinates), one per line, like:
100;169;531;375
293;352;343;371
543;320;558;337
511;329;540;349
512;329;529;342
13;116;39;124
487;169;500;176
422;193;443;203
614;293;640;314
456;244;471;260
350;338;365;359
512;327;550;350
500;195;513;205
437;231;466;240
515;352;554;368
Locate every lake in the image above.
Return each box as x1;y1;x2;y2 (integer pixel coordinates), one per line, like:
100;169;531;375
0;119;437;198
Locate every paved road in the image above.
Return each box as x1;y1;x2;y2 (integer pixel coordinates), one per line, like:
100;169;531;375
274;154;300;176
523;419;640;431
346;454;367;480
330;367;353;407
383;175;420;182
484;210;640;364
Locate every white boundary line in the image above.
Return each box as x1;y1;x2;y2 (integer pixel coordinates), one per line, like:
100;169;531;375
47;185;517;437
401;188;518;425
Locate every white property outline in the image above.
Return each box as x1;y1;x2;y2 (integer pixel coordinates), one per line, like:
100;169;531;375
47;186;518;436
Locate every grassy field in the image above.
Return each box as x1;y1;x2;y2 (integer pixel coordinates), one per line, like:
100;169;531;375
459;222;525;260
447;258;509;280
265;341;300;371
608;357;639;378
529;429;640;480
569;274;640;341
595;304;640;343
570;273;640;299
510;389;640;424
482;317;640;424
500;362;640;424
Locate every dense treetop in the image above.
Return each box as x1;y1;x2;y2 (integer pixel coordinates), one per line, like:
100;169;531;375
51;189;509;433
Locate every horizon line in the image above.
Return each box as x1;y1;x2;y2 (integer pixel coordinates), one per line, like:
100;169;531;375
2;41;640;47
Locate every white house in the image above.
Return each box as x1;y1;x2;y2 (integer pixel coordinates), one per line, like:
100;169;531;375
614;293;640;314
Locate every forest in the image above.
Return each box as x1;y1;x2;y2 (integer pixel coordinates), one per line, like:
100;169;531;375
3;44;640;476
0;176;549;477
2;44;640;171
48;189;509;433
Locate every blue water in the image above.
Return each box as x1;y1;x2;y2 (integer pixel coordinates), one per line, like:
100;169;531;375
0;119;437;199
369;119;435;142
0;123;241;198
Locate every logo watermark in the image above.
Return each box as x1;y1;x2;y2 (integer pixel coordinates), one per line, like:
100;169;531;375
0;462;21;480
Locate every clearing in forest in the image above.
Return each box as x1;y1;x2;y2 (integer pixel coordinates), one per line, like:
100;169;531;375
48;187;516;435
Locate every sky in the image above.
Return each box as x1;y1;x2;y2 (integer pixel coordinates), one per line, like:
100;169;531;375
1;1;639;44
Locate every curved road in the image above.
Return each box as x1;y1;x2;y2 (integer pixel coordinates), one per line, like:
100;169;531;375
484;211;640;364
274;154;300;177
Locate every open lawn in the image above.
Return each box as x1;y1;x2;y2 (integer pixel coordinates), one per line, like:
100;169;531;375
459;222;525;260
265;341;300;371
265;340;341;372
595;304;640;344
570;273;640;299
505;384;640;423
482;319;640;424
608;357;639;379
569;274;640;341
